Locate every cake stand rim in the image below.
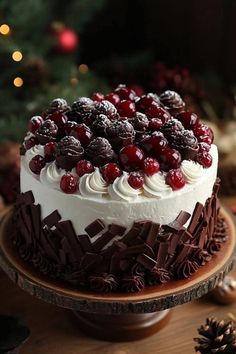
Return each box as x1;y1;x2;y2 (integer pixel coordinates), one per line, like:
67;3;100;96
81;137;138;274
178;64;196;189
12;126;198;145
0;206;235;314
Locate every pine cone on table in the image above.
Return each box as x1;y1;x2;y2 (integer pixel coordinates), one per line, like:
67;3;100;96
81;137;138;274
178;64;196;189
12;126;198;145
194;317;236;353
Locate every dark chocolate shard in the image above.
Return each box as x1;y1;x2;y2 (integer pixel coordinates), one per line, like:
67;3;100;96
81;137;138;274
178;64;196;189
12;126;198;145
122;226;140;245
92;231;114;252
30;204;41;241
146;222;160;247
57;221;83;259
79;252;103;271
78;234;93;253
187;202;203;234
164;211;190;232
139;221;152;240
119;244;148;258
137;254;157;270
16;191;34;206
109;224;126;236
85;219;105;238
43;210;61;228
156;242;169;268
173;244;195;265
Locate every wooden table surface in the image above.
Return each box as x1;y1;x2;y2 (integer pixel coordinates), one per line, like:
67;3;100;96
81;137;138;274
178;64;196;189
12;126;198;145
0;196;235;354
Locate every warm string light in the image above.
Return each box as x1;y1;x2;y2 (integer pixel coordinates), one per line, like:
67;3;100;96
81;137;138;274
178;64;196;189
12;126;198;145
0;24;10;35
70;77;79;86
12;51;23;62
13;77;23;87
78;64;88;74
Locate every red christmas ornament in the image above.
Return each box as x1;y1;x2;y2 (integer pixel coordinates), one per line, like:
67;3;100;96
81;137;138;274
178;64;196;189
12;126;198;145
56;27;79;54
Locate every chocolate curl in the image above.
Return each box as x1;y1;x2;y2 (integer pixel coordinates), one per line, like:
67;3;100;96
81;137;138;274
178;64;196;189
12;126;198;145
156;242;169;268
85;219;105;238
57;221;83;259
172;244;195;266
164;211;191;233
146;222;160;247
187;202;203;234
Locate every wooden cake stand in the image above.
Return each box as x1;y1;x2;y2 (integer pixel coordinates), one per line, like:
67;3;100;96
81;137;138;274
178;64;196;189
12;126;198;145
0;207;235;342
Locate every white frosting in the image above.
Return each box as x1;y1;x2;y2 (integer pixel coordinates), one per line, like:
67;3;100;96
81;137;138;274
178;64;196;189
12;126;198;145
20;144;218;234
143;172;172;198
180;160;204;184
108;173;142;201
40;161;66;190
25;144;45;164
79;168;108;198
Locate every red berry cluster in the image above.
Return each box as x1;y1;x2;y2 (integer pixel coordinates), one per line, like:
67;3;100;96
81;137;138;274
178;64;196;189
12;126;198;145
25;85;214;193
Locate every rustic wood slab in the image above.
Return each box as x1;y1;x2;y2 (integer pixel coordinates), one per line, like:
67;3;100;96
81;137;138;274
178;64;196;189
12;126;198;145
0;207;235;315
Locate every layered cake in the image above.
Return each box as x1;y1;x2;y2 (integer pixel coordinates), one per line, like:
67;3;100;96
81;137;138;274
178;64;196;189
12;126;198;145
13;85;227;293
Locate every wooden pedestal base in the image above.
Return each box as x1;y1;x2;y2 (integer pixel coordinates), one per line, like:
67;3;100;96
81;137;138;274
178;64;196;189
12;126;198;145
74;309;171;341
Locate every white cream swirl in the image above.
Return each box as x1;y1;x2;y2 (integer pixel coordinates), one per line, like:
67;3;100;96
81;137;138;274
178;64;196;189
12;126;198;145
180;160;203;184
143;172;172;198
108;172;142;201
25;144;45;164
79;168;108;198
40;161;66;190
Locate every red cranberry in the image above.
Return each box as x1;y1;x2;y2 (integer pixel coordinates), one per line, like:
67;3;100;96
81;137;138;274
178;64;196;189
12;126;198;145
60;173;78;193
49;111;67;128
160;148;182;171
128;172;144;189
136;95;154;112
118;100;136;118
198;142;211;153
176;111;199;129
149;118;163;131
114;85;136;100
197;134;213;145
28;116;44;133
25;136;38;150
143;157;160;176
29;155;46;175
166;169;186;190
119;144;145;171
105;93;120;106
76;159;94;177
100;163;122;184
63;121;78;135
193;123;214;144
70;123;93;147
44;142;57;162
141;132;168;156
91;92;104;102
146;103;171;123
196;152;213;168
